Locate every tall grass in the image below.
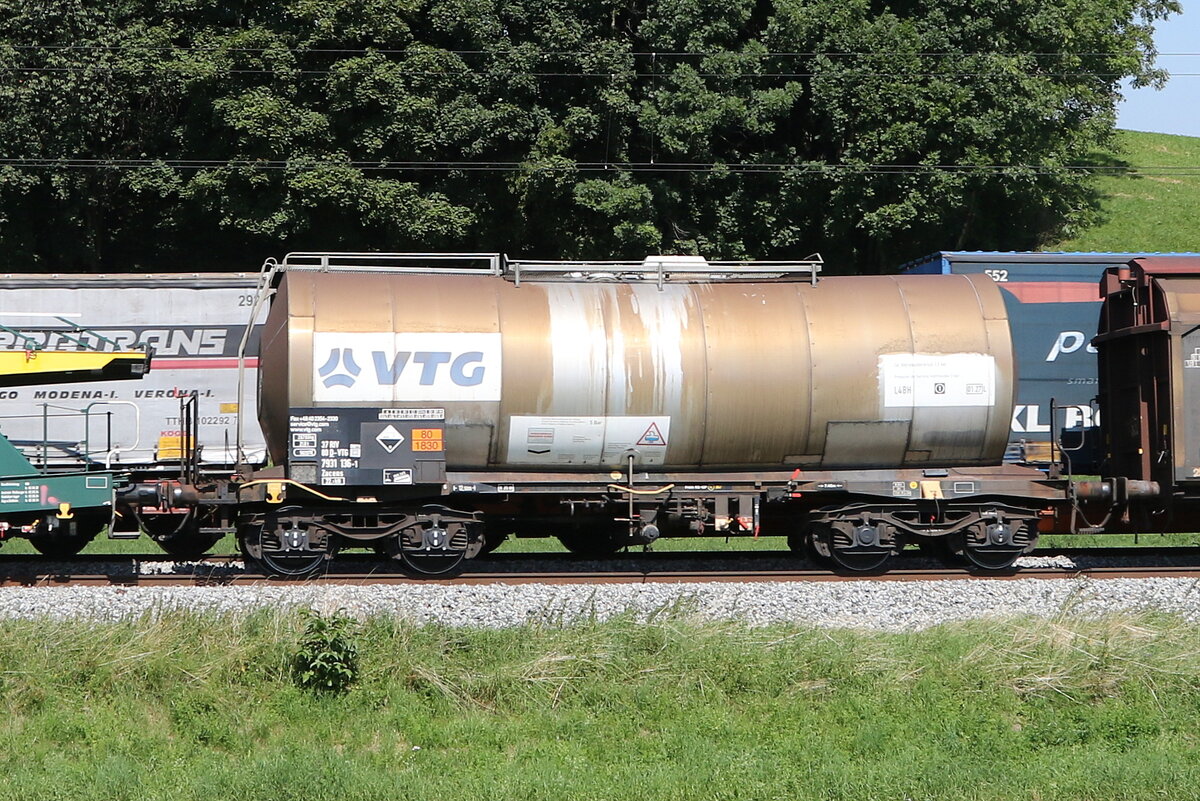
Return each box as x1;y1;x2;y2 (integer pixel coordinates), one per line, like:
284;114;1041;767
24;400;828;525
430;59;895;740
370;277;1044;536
2;609;1200;799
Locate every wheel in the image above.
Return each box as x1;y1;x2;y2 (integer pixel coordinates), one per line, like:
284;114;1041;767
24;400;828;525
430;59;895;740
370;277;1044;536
384;521;474;576
143;512;223;560
816;520;894;573
400;548;467;576
237;510;335;578
955;521;1036;571
28;512;107;557
785;520;814;554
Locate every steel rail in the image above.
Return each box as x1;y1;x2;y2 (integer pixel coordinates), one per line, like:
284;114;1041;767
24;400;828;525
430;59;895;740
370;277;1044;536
2;549;1200;587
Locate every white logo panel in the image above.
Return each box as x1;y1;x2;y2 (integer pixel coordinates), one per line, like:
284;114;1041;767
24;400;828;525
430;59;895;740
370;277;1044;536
313;332;501;402
880;353;996;408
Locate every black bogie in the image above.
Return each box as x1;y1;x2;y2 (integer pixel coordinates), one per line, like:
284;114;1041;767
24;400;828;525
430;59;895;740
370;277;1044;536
234;503;482;578
237;507;337;578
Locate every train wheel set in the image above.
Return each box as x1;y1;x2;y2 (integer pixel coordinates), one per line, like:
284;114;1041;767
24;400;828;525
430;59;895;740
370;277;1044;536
191;490;1053;578
234;503;483;577
217;503;1048;578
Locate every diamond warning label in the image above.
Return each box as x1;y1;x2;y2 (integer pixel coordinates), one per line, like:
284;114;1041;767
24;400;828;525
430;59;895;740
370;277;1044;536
375;424;407;453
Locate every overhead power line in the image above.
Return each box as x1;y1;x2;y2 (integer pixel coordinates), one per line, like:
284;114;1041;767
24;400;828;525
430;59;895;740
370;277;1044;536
2;66;1185;78
0;157;1196;176
5;45;1200;57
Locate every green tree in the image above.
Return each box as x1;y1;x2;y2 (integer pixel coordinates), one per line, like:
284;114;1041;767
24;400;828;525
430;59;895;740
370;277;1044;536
0;0;1179;272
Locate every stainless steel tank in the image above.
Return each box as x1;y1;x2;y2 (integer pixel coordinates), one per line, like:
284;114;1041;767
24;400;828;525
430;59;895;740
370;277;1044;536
258;262;1015;471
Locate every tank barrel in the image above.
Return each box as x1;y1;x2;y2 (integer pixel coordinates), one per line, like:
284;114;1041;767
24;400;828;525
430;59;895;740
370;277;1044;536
259;262;1017;475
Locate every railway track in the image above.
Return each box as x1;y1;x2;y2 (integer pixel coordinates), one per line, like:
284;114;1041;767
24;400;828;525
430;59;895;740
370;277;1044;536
3;548;1200;587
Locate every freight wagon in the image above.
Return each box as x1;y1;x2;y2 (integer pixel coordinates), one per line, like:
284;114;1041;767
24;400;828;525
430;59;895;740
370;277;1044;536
217;252;1069;575
0;273;269;473
0;327;152;556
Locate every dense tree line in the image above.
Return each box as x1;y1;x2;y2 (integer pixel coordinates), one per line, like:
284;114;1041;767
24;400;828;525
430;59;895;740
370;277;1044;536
0;0;1178;273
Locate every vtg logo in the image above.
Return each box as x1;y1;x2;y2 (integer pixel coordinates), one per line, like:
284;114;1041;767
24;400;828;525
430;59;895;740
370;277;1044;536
318;348;362;388
312;332;502;402
372;350;487;387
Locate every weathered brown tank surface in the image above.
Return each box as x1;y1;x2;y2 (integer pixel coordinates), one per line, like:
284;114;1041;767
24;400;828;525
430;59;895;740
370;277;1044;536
258;257;1015;472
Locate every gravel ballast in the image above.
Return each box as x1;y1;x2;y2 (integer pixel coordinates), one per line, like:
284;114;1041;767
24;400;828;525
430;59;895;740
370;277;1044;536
4;576;1200;631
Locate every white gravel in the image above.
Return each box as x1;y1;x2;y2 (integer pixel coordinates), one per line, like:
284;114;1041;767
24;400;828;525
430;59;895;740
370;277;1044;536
4;576;1200;631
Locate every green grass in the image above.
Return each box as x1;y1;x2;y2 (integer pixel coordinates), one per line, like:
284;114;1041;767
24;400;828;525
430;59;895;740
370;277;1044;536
2;610;1200;799
0;531;766;556
502;531;1200;553
1052;130;1200;252
493;533;791;554
1040;532;1200;548
0;532;239;557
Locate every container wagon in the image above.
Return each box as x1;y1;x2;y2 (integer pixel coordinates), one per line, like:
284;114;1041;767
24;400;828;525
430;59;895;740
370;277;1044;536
0;272;270;554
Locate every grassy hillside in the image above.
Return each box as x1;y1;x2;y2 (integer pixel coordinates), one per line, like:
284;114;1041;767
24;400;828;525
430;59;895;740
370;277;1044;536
1052;130;1200;252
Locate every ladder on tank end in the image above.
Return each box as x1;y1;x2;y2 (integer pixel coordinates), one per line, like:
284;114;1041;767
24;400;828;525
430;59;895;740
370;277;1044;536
270;251;825;288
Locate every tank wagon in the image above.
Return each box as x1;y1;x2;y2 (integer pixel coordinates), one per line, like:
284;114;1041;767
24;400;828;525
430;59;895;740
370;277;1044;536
219;253;1068;575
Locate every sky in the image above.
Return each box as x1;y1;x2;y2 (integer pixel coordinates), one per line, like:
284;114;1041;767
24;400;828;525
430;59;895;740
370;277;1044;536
1116;2;1199;137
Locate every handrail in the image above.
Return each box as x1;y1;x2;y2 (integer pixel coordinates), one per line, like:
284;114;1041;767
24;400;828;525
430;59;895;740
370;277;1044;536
83;401;141;467
0;403;121;470
508;254;823;287
274;251;824;287
280;252;503;276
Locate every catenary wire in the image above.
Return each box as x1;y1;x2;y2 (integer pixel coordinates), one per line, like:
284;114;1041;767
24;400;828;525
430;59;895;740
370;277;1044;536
0;66;1193;78
0;158;1196;176
5;45;1200;56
